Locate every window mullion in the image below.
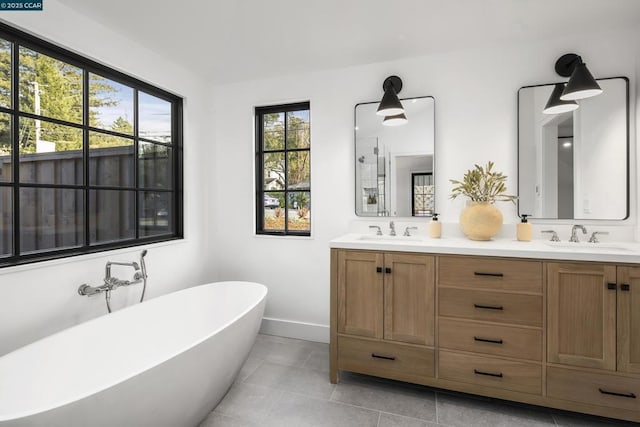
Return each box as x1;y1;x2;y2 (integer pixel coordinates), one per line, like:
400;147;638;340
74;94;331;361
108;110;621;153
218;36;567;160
134;89;139;239
283;111;288;233
256;112;264;234
11;40;19;257
82;69;90;247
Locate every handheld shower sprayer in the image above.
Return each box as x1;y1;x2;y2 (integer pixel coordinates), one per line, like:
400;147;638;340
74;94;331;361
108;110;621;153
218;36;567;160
139;249;148;303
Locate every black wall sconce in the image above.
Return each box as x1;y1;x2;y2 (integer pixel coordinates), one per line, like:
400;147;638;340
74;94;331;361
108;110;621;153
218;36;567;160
543;53;603;114
377;75;408;126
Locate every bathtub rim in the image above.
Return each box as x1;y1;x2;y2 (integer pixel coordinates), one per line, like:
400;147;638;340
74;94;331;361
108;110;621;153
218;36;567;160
0;280;267;422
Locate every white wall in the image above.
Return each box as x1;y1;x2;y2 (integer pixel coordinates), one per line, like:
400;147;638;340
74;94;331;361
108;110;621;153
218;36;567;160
210;27;639;343
0;2;212;355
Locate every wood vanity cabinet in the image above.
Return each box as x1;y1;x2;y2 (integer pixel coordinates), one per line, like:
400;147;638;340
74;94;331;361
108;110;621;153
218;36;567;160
617;266;640;374
329;249;640;422
547;262;617;370
547;263;640;372
437;256;544;396
546;262;640;413
332;249;435;384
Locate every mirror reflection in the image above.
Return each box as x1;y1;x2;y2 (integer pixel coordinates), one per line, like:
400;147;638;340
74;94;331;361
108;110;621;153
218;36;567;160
355;96;435;217
518;78;628;220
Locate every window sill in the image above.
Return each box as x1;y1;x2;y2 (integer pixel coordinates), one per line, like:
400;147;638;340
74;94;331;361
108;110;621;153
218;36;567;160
0;237;186;276
254;233;313;241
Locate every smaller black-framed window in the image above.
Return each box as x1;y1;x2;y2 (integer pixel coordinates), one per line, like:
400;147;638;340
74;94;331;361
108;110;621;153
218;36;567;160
255;102;310;236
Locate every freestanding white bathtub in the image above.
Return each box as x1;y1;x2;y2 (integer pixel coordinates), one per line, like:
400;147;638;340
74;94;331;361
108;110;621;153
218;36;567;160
0;281;267;427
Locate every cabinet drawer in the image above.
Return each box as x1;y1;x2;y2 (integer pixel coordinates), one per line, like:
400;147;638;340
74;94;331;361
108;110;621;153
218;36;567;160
439;256;542;293
338;335;434;381
439;350;541;395
439;288;542;327
547;367;640;412
438;318;542;361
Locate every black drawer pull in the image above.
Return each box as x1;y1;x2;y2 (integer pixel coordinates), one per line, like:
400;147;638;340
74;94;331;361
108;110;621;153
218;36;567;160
621;283;630;291
474;304;504;311
385;267;392;274
474;272;504;277
473;369;503;378
371;353;396;361
474;336;504;344
598;388;636;399
607;283;617;290
376;267;383;273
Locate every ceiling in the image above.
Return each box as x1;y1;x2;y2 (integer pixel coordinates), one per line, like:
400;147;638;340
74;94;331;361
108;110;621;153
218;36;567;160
58;0;640;84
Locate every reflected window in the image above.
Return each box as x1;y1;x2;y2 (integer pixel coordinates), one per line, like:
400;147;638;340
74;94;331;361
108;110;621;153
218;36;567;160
0;23;183;267
412;173;433;217
255;102;310;236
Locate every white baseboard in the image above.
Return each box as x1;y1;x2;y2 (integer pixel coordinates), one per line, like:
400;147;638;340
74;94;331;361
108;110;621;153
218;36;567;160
259;317;329;343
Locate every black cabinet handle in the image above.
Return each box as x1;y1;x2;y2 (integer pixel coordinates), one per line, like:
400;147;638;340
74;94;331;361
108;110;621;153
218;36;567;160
385;267;392;274
598;388;636;399
474;304;504;311
473;369;503;378
621;283;630;291
376;267;383;273
474;336;504;344
474;272;504;277
608;283;617;290
371;353;396;361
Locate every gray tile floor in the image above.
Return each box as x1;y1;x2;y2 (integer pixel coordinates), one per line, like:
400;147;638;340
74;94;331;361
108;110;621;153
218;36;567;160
199;334;635;427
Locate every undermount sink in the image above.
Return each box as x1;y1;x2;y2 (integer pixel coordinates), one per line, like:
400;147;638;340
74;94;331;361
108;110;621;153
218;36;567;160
542;241;633;252
358;234;426;242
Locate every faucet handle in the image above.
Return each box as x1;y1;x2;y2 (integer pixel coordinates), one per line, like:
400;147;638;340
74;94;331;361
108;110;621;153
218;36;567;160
369;225;383;236
403;226;418;236
541;230;560;242
588;231;609;243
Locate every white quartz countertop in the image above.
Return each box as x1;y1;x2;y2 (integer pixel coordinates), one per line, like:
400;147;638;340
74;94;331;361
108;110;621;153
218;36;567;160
330;233;640;264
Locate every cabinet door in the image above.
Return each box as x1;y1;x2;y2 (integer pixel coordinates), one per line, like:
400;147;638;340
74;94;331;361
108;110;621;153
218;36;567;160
383;253;435;346
547;262;616;370
337;250;384;338
618;266;640;374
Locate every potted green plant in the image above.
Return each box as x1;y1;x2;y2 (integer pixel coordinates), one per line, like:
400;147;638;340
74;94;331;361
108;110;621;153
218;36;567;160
449;161;517;240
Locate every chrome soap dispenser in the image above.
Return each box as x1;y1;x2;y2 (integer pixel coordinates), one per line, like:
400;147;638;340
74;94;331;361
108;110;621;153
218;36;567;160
430;213;442;238
517;214;532;242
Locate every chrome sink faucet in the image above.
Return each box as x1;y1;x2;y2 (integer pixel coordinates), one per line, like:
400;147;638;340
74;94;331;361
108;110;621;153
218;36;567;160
389;221;396;236
569;225;587;243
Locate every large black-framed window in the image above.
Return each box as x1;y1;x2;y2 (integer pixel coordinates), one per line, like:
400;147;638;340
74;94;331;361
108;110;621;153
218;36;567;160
255;102;310;236
0;22;183;267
